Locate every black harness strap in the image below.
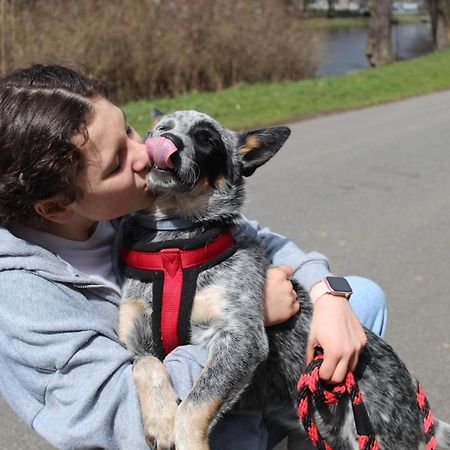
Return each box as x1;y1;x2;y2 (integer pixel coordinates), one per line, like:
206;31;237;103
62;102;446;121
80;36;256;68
122;227;237;359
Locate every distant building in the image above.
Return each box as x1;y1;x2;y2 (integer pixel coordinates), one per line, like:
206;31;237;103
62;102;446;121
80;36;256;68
306;1;365;12
307;0;424;13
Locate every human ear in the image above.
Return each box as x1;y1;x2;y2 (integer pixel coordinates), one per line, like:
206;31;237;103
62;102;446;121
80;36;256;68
33;198;75;224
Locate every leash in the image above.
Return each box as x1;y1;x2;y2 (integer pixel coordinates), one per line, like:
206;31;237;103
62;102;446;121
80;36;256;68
416;382;437;450
297;354;437;450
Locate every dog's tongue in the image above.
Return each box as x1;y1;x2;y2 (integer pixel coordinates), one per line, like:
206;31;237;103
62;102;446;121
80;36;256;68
145;136;177;169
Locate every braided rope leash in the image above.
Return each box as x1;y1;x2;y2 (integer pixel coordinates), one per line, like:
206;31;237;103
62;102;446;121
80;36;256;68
417;382;437;450
297;354;380;450
297;354;438;450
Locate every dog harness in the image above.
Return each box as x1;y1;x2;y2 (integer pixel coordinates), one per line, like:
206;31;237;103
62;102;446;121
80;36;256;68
297;353;437;450
122;227;236;359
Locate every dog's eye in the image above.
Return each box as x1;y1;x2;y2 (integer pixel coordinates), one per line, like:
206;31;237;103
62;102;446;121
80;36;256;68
195;130;215;146
156;122;174;132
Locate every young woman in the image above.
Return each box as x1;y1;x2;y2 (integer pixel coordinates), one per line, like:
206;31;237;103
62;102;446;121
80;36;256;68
0;64;386;449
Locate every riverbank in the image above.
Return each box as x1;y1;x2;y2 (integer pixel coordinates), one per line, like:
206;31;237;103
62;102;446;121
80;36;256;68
306;13;429;29
124;47;450;133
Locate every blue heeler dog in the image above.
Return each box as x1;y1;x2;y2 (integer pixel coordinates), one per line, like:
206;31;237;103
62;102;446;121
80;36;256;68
118;110;450;450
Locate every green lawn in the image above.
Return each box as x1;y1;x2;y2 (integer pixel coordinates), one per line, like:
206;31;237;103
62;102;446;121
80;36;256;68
306;13;428;29
123;47;450;134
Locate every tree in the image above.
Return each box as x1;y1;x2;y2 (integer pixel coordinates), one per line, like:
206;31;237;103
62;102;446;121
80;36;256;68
428;0;450;49
366;0;394;67
327;0;336;17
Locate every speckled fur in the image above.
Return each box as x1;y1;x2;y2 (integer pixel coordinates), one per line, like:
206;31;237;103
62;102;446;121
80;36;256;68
120;110;450;450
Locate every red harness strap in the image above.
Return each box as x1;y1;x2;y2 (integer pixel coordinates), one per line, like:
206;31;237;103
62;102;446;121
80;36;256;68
122;229;234;355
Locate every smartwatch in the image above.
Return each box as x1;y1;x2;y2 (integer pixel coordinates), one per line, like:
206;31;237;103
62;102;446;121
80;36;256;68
314;276;353;301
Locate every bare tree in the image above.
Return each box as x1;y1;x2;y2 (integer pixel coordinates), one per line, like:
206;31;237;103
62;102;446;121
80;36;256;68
366;0;393;66
428;0;450;49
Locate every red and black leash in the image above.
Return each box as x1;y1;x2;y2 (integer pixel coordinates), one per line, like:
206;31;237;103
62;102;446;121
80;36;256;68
297;353;437;450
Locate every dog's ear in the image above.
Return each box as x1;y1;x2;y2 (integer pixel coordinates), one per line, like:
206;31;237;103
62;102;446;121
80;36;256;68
151;108;166;128
237;126;291;177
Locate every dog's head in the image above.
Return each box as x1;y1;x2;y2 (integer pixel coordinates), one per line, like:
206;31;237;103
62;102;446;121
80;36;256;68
143;109;290;224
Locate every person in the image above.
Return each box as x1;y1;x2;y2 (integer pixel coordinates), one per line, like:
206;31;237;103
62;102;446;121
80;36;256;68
0;64;387;450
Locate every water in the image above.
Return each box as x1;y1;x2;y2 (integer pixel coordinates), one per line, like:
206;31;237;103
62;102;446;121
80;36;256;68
316;22;434;76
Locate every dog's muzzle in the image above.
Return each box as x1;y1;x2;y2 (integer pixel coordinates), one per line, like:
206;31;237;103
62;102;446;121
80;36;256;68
145;133;183;170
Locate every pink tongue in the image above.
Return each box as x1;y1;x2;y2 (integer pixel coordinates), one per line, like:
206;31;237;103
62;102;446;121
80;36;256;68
145;136;177;169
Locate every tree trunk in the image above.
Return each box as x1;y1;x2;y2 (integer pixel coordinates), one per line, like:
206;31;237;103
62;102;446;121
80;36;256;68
366;0;394;67
0;0;6;76
327;0;336;18
429;0;449;50
303;0;309;13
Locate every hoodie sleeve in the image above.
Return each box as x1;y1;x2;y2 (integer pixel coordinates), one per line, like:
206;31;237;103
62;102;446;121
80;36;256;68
233;217;332;292
0;270;268;450
0;270;151;450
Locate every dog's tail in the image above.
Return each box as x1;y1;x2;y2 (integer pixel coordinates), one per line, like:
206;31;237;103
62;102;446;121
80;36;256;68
436;420;450;450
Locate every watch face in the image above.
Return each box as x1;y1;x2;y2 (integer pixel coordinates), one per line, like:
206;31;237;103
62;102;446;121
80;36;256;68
326;276;352;294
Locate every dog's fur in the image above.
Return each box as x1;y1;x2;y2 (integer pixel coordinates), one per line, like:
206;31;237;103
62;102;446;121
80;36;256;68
119;110;450;450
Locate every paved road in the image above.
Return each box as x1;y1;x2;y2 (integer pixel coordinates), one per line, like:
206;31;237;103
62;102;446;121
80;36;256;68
1;91;449;448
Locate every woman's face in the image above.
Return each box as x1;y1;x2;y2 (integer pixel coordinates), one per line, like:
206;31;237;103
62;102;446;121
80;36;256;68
70;97;152;222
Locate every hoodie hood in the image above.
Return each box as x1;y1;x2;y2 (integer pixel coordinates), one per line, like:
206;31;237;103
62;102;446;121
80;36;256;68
0;225;119;290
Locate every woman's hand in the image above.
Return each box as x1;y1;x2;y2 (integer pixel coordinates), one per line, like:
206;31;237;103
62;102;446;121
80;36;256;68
263;265;300;326
307;283;367;383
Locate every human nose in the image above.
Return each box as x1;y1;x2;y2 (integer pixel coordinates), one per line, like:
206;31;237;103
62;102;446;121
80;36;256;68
131;141;150;173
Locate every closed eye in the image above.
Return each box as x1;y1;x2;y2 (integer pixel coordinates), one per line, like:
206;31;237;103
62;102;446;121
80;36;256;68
156;121;175;132
110;157;123;175
109;146;126;176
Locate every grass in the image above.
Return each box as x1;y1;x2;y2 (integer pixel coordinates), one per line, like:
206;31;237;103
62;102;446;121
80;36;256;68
305;13;428;29
306;16;369;29
123;47;450;134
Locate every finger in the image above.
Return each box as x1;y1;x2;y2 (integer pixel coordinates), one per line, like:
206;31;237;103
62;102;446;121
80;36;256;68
306;340;316;365
329;358;351;384
276;264;294;279
318;351;340;382
348;352;359;373
348;338;365;372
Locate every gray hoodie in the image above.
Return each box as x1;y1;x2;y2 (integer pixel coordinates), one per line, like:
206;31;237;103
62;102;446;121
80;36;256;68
0;219;330;449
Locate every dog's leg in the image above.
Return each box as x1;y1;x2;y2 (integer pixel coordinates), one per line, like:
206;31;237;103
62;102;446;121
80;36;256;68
174;396;222;450
133;356;179;450
174;327;269;450
118;298;147;346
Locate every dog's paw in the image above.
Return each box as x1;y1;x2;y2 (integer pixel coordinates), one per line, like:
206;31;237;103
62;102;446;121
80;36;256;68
143;402;177;450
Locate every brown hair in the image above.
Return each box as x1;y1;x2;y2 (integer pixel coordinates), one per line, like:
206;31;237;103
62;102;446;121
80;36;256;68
0;64;106;226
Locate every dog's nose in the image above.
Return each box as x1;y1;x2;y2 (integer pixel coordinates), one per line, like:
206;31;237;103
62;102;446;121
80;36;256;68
145;136;179;169
160;133;184;152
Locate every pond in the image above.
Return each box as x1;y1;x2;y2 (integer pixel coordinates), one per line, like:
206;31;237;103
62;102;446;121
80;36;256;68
316;22;434;76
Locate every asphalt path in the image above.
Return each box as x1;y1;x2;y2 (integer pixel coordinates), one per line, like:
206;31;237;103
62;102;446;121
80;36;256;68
1;91;449;448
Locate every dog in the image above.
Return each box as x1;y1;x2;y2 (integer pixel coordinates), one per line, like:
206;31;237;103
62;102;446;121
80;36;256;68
118;109;450;450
